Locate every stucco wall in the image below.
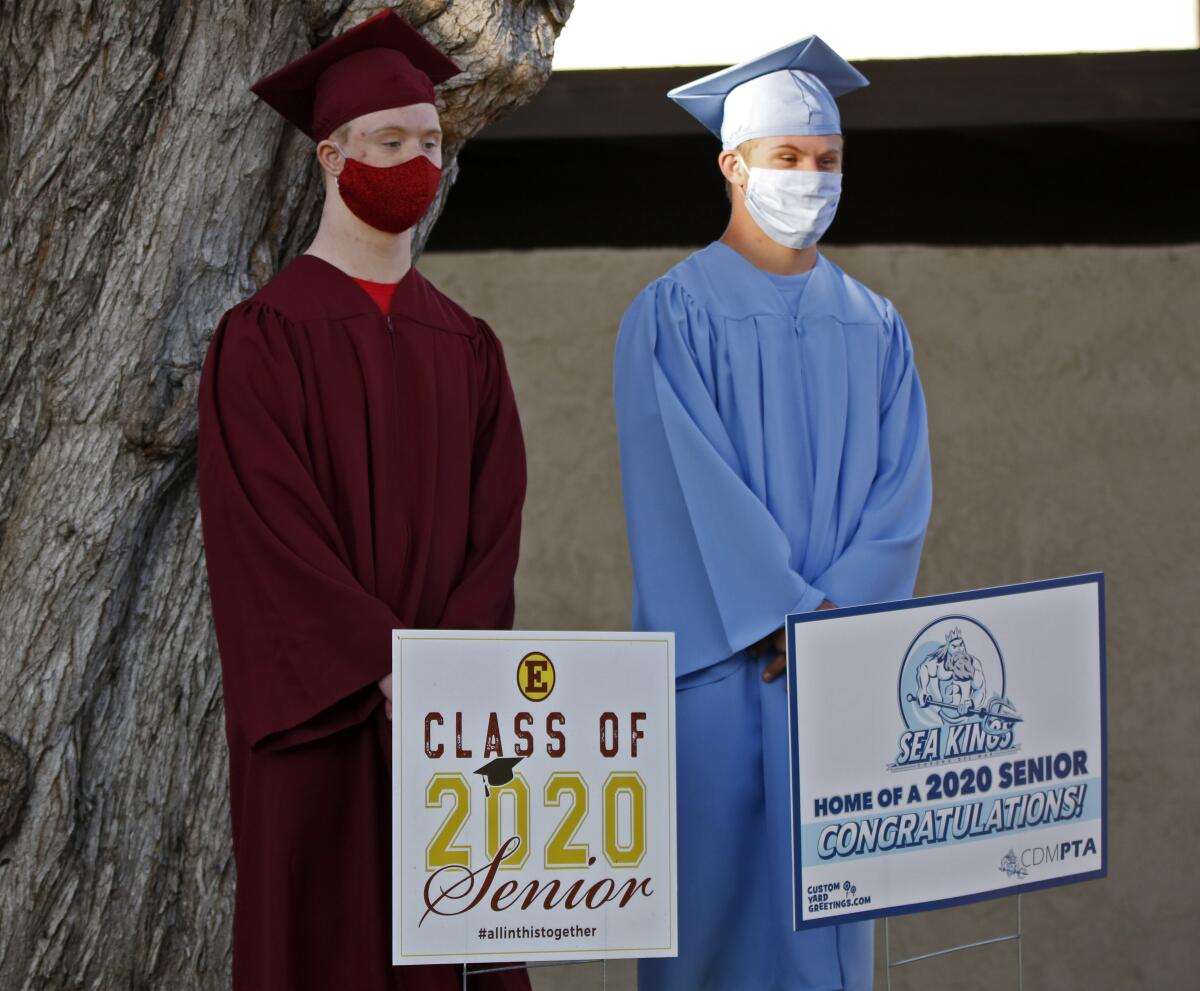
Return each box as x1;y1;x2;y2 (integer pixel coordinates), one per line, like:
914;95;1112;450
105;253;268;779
421;244;1200;990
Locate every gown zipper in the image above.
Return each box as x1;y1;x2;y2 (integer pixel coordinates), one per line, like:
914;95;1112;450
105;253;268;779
384;310;407;577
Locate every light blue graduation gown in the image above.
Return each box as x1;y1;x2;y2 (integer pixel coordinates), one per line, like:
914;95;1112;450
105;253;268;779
614;242;932;991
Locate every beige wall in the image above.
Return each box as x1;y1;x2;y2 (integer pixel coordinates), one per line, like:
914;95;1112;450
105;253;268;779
422;244;1200;990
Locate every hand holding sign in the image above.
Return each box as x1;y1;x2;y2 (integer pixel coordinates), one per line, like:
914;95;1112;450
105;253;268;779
379;673;393;720
754;600;838;683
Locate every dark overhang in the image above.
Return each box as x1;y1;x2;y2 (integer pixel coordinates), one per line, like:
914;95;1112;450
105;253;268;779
428;49;1200;250
481;49;1200;138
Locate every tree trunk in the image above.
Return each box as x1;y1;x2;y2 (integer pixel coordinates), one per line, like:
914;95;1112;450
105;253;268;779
0;2;573;986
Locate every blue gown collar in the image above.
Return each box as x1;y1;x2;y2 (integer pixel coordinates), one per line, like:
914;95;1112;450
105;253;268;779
685;241;831;318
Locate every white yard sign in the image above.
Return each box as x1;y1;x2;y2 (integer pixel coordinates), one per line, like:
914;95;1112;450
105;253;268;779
392;631;677;965
787;575;1106;929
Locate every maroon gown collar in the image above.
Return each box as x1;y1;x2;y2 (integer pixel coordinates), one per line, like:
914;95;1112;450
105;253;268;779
290;252;422;317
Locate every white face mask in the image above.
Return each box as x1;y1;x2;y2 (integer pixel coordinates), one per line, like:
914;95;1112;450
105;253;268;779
736;155;842;249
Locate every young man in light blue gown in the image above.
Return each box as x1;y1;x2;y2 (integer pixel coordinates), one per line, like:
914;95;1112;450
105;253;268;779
613;37;934;991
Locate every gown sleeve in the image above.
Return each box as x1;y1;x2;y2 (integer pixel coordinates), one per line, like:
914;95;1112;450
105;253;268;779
437;320;527;630
812;305;933;607
614;279;828;679
198;301;400;752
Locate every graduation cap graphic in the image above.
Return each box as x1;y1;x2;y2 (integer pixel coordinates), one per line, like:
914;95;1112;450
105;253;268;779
474;757;523;797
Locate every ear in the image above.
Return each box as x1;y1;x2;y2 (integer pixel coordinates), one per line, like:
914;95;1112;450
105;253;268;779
718;149;746;193
315;139;345;179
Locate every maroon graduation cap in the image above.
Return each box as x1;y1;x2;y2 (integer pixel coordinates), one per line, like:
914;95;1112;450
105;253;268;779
250;9;461;141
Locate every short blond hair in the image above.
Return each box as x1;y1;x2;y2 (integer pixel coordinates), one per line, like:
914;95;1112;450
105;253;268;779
724;138;763;201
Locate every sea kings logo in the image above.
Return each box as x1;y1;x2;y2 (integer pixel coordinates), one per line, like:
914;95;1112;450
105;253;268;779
893;617;1022;769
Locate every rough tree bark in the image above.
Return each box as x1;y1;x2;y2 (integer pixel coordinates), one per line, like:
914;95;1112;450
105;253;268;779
0;1;573;986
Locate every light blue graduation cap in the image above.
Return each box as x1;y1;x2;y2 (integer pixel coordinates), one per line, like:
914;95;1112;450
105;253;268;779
667;36;869;149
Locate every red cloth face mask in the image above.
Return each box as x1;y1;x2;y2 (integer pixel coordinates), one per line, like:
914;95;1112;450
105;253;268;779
335;150;442;234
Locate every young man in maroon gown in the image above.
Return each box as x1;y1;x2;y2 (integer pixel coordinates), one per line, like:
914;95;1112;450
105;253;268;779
197;12;528;990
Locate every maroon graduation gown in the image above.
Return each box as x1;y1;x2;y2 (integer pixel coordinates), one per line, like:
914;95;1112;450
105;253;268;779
197;254;529;990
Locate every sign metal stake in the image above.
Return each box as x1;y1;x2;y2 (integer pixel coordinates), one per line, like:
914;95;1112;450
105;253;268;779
462;960;609;989
885;894;1023;989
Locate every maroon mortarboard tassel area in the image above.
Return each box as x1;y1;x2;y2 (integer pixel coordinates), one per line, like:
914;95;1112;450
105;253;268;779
250;9;461;140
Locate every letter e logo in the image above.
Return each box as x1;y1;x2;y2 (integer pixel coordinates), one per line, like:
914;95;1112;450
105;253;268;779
517;652;556;702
